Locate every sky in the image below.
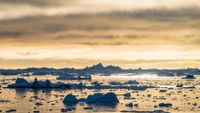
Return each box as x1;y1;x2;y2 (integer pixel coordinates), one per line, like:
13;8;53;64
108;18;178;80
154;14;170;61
0;0;200;69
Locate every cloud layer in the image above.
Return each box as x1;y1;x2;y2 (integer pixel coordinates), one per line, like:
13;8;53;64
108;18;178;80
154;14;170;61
1;0;200;68
0;0;200;20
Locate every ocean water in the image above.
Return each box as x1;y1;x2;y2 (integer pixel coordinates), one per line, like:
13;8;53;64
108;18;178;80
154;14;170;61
0;74;200;113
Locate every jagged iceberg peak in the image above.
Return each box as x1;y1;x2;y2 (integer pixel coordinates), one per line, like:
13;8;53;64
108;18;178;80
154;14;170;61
90;63;104;69
32;78;40;87
85;63;122;71
8;77;71;89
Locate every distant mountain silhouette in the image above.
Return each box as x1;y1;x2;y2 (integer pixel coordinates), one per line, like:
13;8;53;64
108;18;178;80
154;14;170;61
0;63;200;77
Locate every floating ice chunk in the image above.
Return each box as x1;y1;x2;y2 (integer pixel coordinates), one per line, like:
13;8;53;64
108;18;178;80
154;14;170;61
109;80;139;86
120;110;169;113
123;80;139;85
15;78;29;85
176;83;183;87
124;93;131;98
126;103;133;107
32;78;41;87
159;103;172;107
182;74;196;79
109;81;122;85
159;90;167;93
86;92;119;106
6;109;17;112
45;80;52;87
83;107;93;110
63;94;78;105
8;78;31;88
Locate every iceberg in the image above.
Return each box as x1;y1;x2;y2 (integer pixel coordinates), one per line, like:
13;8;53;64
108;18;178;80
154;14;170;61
123;80;139;85
8;78;31;88
62;92;119;106
182;74;196;79
63;94;78;105
159;103;173;107
109;80;139;86
125;103;134;107
124;93;131;98
86;92;119;106
8;78;71;89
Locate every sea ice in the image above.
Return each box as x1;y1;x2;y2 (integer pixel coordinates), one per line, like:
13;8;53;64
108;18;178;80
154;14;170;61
63;94;78;105
86;92;119;106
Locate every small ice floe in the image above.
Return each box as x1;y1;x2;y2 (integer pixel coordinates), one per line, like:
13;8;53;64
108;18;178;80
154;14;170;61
109;81;122;85
156;85;175;89
83;107;93;110
176;83;183;87
120;110;169;113
5;109;17;112
193;103;197;106
124;93;131;98
182;74;196;79
159;103;173;107
0;99;10;103
60;108;68;112
35;102;43;106
63;94;78;105
60;107;76;112
109;80;139;86
159;90;167;93
86;92;119;106
123;80;139;85
125;103;133;107
91;81;103;85
183;85;195;88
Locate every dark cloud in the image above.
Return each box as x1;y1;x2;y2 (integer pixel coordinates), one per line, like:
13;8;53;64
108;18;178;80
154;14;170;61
0;6;200;47
79;42;128;46
42;24;67;33
0;31;25;37
0;0;75;7
96;7;200;20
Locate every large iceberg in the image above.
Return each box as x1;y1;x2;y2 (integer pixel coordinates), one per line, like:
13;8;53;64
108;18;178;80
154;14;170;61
8;78;71;89
86;92;119;106
62;92;119;106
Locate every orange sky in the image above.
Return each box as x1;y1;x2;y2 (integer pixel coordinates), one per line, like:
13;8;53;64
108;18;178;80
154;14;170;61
0;0;200;69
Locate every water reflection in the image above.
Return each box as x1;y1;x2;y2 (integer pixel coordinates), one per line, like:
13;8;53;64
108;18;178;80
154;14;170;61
15;88;28;96
0;75;200;113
